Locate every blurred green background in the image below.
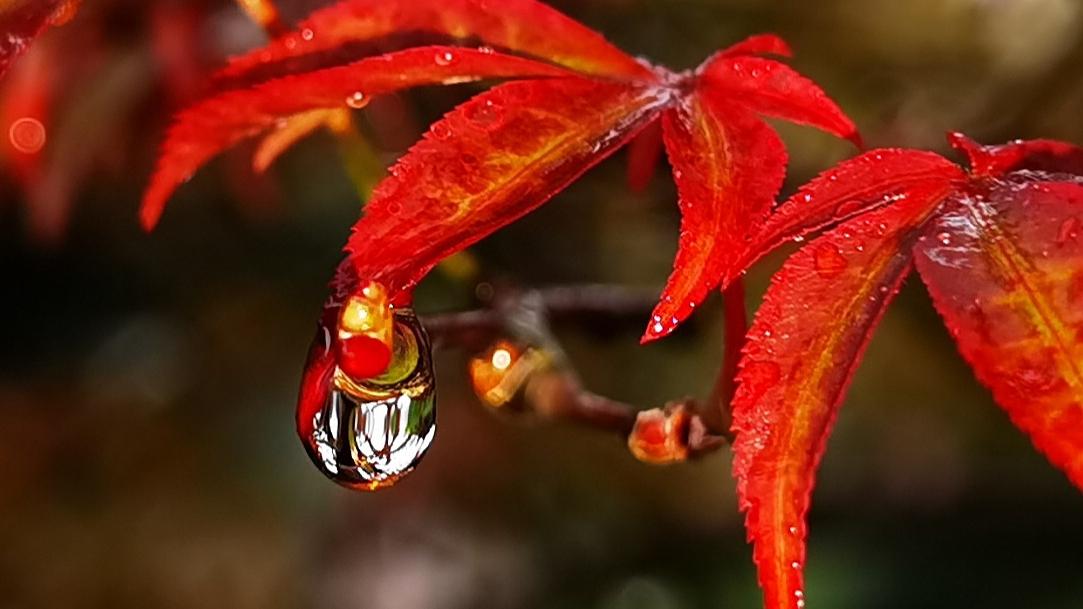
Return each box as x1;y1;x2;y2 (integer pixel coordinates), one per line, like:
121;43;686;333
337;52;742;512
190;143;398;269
1;0;1082;607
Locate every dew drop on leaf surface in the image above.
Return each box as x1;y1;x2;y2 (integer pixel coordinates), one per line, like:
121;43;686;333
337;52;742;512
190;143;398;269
345;91;366;109
812;242;847;278
1057;216;1080;244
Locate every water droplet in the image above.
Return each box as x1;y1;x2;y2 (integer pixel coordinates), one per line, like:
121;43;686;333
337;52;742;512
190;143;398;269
836;199;865;217
812;243;847;278
1057;216;1080;244
301;309;437;490
346;91;366;109
300;28;315;41
464;99;501;127
434;50;456;66
937;232;951;245
8;117;45;154
430;122;452;140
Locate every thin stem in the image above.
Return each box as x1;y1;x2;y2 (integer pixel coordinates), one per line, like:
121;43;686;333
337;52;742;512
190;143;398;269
708;278;747;441
425;283;728;460
236;0;289;36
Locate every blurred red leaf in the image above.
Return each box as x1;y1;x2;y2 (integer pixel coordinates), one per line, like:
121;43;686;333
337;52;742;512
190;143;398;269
218;0;654;81
141;46;574;228
0;0;79;80
235;0;287;36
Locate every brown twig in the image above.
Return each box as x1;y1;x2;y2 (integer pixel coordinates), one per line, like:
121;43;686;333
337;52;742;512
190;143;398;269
423;283;730;462
706;279;747;443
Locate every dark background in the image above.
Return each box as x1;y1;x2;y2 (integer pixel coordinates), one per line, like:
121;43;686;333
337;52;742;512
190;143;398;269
1;0;1082;607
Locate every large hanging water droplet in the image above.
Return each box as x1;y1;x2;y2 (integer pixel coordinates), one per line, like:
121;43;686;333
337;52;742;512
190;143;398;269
300;308;437;491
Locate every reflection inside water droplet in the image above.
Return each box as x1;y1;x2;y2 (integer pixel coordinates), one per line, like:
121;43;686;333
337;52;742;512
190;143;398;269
301;308;437;491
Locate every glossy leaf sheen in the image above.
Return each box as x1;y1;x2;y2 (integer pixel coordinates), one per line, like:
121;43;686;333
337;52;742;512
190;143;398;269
733;195;941;609
699;56;860;147
346;77;669;298
914;181;1083;489
645;92;785;341
141;46;573;228
219;0;653;81
726;149;963;286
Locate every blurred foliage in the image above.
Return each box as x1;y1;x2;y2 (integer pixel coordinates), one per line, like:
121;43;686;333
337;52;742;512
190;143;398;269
0;0;1081;607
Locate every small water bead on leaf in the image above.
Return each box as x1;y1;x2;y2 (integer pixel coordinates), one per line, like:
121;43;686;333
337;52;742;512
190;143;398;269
305;308;437;491
434;50;455;66
812;242;847;278
345;91;367;109
1057;216;1081;244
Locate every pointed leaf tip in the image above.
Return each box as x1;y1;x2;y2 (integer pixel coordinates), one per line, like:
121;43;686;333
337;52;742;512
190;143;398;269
645;94;786;341
947;132;1083;178
699;56;859;147
733;195;939;609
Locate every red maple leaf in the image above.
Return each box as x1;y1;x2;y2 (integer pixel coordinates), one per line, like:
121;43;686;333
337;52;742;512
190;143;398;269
141;0;858;500
729;132;1083;609
141;0;858;334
